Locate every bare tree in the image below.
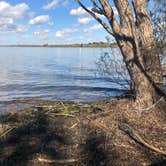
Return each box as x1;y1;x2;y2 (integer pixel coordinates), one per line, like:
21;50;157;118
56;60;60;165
76;0;165;108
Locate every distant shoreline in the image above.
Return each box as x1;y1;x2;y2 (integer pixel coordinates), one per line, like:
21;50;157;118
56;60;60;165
0;43;117;48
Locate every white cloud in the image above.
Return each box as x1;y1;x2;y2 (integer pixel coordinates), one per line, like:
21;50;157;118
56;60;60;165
55;31;62;38
84;24;102;33
78;17;93;24
43;0;59;10
70;6;105;25
70;7;88;16
0;1;30;34
0;24;28;34
56;28;78;38
29;15;50;25
0;17;13;25
16;25;28;33
34;29;50;39
0;1;29;20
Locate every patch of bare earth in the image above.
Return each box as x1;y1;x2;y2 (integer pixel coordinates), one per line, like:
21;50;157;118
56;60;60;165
0;98;166;166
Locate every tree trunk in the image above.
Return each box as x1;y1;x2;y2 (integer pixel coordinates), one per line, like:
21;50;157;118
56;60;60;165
112;0;154;106
117;39;154;107
132;0;164;100
77;0;165;108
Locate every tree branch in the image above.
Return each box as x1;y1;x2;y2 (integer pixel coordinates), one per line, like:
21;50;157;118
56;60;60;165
99;0;120;33
76;0;114;36
91;0;104;14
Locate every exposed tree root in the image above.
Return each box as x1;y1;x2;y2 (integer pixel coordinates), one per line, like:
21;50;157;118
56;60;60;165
119;123;166;156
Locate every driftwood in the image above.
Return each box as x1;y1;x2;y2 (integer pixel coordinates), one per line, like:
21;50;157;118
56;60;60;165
119;123;166;156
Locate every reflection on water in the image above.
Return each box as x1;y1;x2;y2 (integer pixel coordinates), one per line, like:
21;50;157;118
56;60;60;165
0;47;128;112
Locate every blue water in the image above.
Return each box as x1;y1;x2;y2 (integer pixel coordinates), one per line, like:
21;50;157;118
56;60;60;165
0;47;128;109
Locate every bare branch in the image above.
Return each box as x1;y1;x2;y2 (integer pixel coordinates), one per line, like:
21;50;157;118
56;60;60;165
99;0;120;33
91;6;104;15
91;0;104;14
76;0;114;36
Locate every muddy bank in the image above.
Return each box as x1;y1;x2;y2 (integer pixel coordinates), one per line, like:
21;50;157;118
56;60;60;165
0;98;166;166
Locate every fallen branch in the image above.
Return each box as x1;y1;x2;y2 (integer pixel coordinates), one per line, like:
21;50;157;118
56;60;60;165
119;123;166;156
37;157;82;164
0;126;16;138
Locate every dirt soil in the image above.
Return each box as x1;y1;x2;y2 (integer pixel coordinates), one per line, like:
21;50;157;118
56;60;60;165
0;97;166;166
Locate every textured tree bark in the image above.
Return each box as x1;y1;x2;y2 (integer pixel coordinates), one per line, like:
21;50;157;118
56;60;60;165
109;0;155;106
117;39;154;107
132;0;164;99
77;0;164;107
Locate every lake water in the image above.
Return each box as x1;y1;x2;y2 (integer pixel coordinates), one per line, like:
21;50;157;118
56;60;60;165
0;47;128;112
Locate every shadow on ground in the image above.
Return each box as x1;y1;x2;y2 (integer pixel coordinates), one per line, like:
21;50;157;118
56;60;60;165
0;107;115;166
0;100;166;166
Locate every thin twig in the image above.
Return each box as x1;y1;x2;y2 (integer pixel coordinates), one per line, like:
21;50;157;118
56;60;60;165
76;0;114;36
69;122;79;129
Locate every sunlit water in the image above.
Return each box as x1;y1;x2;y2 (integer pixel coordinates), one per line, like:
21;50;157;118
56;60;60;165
0;47;128;113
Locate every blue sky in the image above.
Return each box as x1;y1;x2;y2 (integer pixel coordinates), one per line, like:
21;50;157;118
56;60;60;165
0;0;153;45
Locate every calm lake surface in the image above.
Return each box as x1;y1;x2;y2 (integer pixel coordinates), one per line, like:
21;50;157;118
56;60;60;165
0;47;127;113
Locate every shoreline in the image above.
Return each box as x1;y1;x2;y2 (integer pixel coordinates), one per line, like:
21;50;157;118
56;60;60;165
0;97;115;115
0;44;118;48
0;96;165;165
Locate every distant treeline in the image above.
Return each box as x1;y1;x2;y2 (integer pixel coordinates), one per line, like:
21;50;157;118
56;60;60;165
0;42;117;48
